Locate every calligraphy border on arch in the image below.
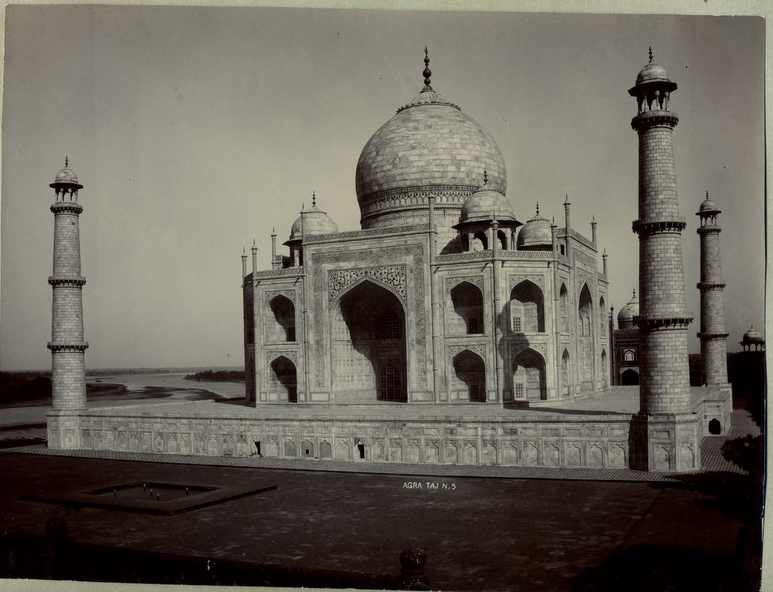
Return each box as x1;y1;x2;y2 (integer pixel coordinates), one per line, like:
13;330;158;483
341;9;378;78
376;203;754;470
327;265;407;303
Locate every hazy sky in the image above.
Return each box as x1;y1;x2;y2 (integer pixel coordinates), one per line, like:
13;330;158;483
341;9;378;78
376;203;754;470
0;6;765;370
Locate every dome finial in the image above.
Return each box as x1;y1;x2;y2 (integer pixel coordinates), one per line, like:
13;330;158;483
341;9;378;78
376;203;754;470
65;156;68;168
483;167;488;185
423;46;432;88
648;46;653;64
633;288;636;298
312;191;316;207
706;190;709;199
535;202;540;216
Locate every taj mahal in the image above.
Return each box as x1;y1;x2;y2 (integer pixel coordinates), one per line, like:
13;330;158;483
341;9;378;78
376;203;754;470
45;49;732;472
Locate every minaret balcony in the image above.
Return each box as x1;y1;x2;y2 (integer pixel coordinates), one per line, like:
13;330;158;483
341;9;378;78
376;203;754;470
631;111;679;131
50;201;83;215
634;315;693;331
48;276;86;287
697;332;729;340
47;342;89;352
632;218;686;235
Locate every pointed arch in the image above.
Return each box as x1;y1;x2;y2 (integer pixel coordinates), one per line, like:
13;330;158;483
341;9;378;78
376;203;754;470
497;229;508;250
561;348;571;396
451;349;486;402
267;295;296;342
472;230;488;251
510;280;545;333
621;368;639;385
450;281;484;335
268;356;297;403
601;349;609;388
578;284;594;391
512;348;547;401
599;295;607;335
559;283;569;334
331;279;407;402
578;284;593;337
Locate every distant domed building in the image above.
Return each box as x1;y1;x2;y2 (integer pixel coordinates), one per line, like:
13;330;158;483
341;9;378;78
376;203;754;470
611;290;641;385
243;50;610;408
740;326;765;352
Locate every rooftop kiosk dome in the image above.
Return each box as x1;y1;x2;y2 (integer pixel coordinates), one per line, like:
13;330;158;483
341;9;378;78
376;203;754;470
355;49;507;237
516;204;553;250
286;195;338;242
617;290;639;330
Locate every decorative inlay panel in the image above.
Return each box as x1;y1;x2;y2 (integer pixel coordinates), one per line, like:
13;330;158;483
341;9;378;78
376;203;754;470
265;290;295;303
445;275;484;291
508;274;545;291
447;344;486;361
509;341;548;361
328;265;407;302
266;350;298;365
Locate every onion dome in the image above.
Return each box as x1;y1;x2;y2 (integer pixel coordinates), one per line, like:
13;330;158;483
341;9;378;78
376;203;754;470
635;62;670;85
617;290;639;330
286;194;338;243
628;47;677;97
49;157;83;191
742;326;764;345
355;48;506;230
516;204;552;250
697;191;721;215
459;172;516;224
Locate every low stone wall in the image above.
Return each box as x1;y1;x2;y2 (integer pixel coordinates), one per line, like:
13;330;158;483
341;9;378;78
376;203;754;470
49;408;636;469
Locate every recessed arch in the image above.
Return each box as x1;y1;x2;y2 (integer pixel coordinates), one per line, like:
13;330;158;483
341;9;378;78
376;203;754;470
267;295;296;342
561;348;571;396
268;356;297;402
497;229;508;250
578;284;594;392
472;230;488;251
450;281;484;335
601;349;608;388
331;279;407;402
512;348;547;401
559;283;568;333
451;349;486;402
578;284;593;337
621;368;639;385
510;280;545;333
599;296;607;334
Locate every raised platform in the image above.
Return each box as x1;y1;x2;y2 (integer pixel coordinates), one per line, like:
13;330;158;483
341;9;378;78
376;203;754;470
45;385;732;473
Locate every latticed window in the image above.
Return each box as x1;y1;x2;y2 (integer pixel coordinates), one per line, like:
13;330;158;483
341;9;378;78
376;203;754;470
468;318;479;334
379;364;401;400
378;311;400;339
469;384;485;402
514;383;525;399
512;317;522;332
